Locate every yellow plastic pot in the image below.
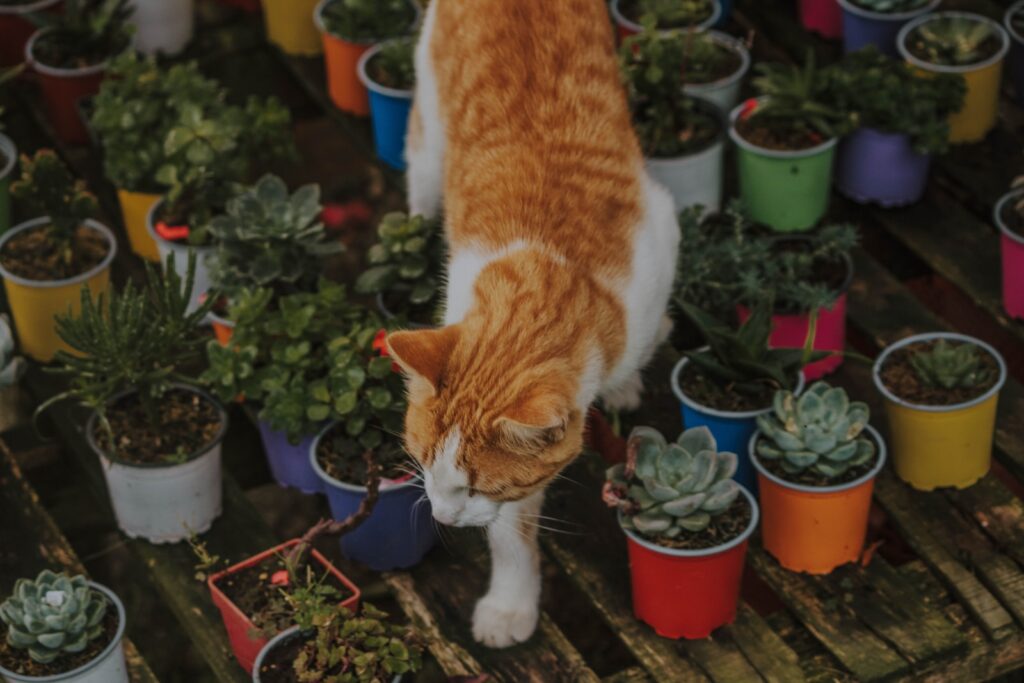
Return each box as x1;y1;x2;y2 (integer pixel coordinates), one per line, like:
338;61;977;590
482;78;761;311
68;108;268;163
116;188;161;262
873;332;1007;491
262;0;322;56
898;12;1010;144
0;218;117;362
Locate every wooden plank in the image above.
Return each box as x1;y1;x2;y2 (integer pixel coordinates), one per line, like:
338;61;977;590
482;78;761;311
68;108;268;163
947;475;1024;569
601;666;652;683
727;604;805;683
677;634;764;682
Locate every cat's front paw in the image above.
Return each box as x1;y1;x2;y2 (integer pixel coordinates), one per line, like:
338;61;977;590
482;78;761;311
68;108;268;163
601;372;644;412
472;594;539;648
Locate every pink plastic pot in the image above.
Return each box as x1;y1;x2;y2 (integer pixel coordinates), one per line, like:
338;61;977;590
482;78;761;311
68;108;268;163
737;294;849;380
800;0;843;39
996;189;1024;319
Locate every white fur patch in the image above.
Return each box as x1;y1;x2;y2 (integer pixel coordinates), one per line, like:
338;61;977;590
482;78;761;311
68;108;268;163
444;241;529;324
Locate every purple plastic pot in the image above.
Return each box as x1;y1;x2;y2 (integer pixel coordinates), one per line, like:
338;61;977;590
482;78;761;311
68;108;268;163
1006;1;1024;102
836;128;930;207
256;420;323;494
838;0;940;57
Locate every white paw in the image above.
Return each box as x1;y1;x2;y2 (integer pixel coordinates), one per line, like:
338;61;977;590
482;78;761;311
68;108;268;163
601;373;644;412
471;594;539;648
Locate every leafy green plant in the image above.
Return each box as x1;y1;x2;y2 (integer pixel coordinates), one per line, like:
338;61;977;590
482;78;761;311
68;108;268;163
366;37;416;90
0;570;108;665
910;339;996;389
604;426;740;539
620;20;721;157
622;0;715;28
755;381;876;478
0;315;25;388
320;0;418;43
31;0;132;68
906;15;999;66
208;175;342;302
851;0;930;12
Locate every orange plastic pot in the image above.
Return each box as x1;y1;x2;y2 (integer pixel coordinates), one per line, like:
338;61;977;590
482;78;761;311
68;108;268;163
26;29;107;145
209;310;235;346
750;426;887;574
0;0;60;67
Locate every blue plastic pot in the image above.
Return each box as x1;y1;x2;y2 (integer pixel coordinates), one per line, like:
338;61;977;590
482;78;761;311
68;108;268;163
311;425;437;571
838;0;940;57
670;356;805;494
1006;1;1024;103
836;127;931;207
715;0;732;26
357;40;413;171
256;420;323;494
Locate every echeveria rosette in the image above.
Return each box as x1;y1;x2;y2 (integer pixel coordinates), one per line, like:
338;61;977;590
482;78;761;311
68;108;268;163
604;426;740;539
909;339;995;390
755;381;876;479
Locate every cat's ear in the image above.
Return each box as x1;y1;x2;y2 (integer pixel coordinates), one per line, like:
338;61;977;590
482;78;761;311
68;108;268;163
496;388;572;454
386;326;460;395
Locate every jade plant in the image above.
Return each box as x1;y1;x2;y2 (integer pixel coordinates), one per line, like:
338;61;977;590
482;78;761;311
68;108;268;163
0;315;24;387
851;0;930;11
755;382;875;477
320;0;418;43
910;339;995;389
0;570;109;665
366;37;416;90
604;426;740;537
906;15;998;66
30;0;132;68
622;0;716;28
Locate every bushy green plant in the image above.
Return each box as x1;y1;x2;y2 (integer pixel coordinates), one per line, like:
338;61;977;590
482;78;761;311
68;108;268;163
852;0;930;12
366;37;416;91
320;0;418;43
0;315;25;388
622;0;715;28
31;0;132;67
755;381;875;478
0;570;108;665
910;339;995;389
906;15;998;66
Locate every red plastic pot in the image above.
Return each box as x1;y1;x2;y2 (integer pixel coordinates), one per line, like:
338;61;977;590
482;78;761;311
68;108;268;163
207;538;361;674
800;0;843;39
25;29;107;145
623;486;758;639
0;0;60;67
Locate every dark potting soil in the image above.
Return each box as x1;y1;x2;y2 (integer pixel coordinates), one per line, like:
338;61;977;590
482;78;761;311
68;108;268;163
620;0;714;27
316;422;410;483
735;116;825;152
256;632;309;683
93;389;222;465
0;608;118;677
639;494;753;551
32;30;125;70
878;340;1000;407
367;53;414;91
754;435;880;487
1000;195;1024;239
905;27;1004;67
0;224;109;281
686;47;743;85
680;361;780;413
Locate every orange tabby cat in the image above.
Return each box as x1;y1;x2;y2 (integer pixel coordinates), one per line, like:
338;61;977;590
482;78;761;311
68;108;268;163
387;0;679;648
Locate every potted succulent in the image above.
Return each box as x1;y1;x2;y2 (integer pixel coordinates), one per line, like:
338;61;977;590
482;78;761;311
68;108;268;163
24;0;133;145
38;254;229;543
1005;2;1024;102
90;53;222;262
206;174;344;344
898;12;1010;143
751;382;886;574
680;30;752;114
355;212;445;328
262;0;322;57
995;180;1024;319
603;426;757;639
799;0;842;39
873;332;1006;491
0;64;22;233
128;0;193;55
621;21;726;213
730;54;853;232
357;36;415;170
831;47;965;207
837;0;939;56
0;570;128;683
0;0;60;67
0;150;116;362
609;0;722;40
314;0;420;116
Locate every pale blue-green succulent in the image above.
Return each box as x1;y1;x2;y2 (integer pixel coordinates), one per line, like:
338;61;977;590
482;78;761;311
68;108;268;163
0;570;109;664
755;381;875;478
604;426;740;538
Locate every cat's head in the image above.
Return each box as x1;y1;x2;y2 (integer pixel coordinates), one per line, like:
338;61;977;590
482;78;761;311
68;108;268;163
387;325;584;526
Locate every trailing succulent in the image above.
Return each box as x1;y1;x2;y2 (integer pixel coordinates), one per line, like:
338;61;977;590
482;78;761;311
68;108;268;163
906;15;998;67
30;0;132;68
623;0;715;28
0;570;109;665
604;426;741;539
755;382;876;478
320;0;418;43
0;314;25;388
367;37;416;91
851;0;930;12
909;339;995;390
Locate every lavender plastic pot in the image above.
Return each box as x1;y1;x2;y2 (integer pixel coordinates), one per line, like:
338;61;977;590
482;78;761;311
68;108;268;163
995;189;1024;319
256;420;323;494
1006;1;1024;103
838;0;940;57
836;128;931;207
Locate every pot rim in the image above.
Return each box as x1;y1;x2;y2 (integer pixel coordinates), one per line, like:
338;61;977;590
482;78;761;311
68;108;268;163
252;625;302;683
609;0;722;33
314;0;422;46
310;421;422;495
897;11;1010;74
728;97;838;159
1006;0;1024;44
0;0;59;14
0;131;16;181
0;581;126;683
357;39;415;100
994;188;1024;246
644;96;727;160
670;352;807;420
144;197;216;254
85;383;229;468
871;331;1008;412
682;30;751;94
0;217;117;289
749;424;888;494
618;484;758;558
25;28;110;77
836;0;941;22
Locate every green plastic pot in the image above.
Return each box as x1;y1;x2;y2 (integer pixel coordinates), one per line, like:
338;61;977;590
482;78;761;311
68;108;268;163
729;99;837;232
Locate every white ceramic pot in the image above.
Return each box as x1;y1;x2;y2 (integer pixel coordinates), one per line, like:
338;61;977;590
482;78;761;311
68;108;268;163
645;98;726;213
145;198;214;316
683;30;751;113
129;0;195;55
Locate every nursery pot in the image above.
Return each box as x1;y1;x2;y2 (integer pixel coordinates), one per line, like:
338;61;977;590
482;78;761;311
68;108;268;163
85;385;227;543
1006;2;1024;103
209;310;235;346
609;0;722;41
129;0;194;56
682;31;751;114
262;0;322;57
750;426;887;574
670;355;806;492
208;539;361;674
256;420;324;494
145;198;214;316
873;332;1007;490
25;30;108;146
0;0;60;67
311;424;438;571
898;12;1009;144
358;41;414;171
0;132;15;234
730;98;838;232
645;98;726;213
116;188;161;262
799;0;842;39
0;582;128;683
836;127;931;207
0;217;116;363
995;188;1024;319
622;486;758;639
251;627;401;683
838;0;940;57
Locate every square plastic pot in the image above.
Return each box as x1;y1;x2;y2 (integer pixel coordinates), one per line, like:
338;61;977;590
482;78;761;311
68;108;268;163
799;0;842;39
25;30;108;146
263;0;322;56
838;0;940;57
358;42;414;170
256;420;324;494
836;128;930;207
995;189;1024;319
145;198;214;316
0;132;15;233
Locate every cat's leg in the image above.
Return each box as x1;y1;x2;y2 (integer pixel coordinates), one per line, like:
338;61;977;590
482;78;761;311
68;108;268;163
407;0;445;219
472;489;544;648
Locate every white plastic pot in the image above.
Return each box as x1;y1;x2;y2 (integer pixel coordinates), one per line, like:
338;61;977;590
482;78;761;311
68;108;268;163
86;385;228;544
683;30;751;114
0;582;128;683
129;0;195;55
645;98;726;213
145;198;214;316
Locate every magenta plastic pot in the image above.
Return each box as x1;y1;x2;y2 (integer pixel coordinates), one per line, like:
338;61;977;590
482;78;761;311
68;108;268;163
995;188;1024;319
836;127;931;207
800;0;842;39
838;0;940;57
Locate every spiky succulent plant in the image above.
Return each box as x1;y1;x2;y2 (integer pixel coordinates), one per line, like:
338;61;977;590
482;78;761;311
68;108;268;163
907;15;998;66
604;426;740;539
0;570;109;665
910;339;995;390
755;382;876;478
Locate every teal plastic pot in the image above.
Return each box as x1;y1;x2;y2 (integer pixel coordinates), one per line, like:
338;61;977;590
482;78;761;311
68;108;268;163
0;132;14;234
729;100;838;232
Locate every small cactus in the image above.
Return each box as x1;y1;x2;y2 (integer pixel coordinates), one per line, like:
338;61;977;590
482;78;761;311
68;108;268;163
909;339;995;390
604;426;740;538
